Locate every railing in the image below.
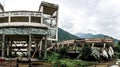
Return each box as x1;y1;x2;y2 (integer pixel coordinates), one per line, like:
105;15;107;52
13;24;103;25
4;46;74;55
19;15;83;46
0;58;118;67
0;59;16;67
0;59;52;67
0;11;42;17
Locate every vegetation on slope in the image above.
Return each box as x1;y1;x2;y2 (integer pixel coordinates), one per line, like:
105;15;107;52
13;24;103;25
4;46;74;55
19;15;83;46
58;28;80;42
114;40;120;58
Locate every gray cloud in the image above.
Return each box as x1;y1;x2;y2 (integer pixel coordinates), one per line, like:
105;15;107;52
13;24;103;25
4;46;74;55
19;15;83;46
57;0;120;39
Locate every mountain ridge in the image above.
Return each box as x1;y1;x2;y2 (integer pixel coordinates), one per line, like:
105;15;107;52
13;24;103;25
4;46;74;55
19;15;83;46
58;28;80;42
58;28;118;44
76;33;111;38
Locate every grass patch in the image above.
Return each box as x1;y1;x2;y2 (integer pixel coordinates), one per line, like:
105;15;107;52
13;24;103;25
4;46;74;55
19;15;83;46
59;59;93;67
45;51;94;67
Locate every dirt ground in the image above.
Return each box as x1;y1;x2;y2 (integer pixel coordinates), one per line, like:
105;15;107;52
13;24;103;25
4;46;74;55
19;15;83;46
0;60;52;67
0;59;118;67
88;59;117;67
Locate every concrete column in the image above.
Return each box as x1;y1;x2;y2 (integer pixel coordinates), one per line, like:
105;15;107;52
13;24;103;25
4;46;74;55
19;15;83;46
39;39;42;58
103;43;106;49
2;34;5;57
74;43;76;49
28;34;31;59
29;15;31;23
92;42;95;48
8;12;11;23
7;41;10;56
50;16;52;27
56;10;59;41
9;40;13;57
67;43;69;47
44;35;47;59
41;6;43;24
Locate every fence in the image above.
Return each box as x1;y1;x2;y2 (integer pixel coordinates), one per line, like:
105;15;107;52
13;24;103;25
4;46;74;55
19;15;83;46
0;59;119;67
0;59;16;67
0;59;52;67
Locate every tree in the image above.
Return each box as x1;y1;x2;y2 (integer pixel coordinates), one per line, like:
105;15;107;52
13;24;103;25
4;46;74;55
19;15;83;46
81;43;92;60
117;40;120;46
114;40;120;59
57;47;68;59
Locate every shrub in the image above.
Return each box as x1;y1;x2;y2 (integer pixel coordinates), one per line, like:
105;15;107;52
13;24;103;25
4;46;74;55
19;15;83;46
113;45;120;58
59;59;93;67
12;52;19;57
53;60;67;67
45;52;60;63
57;47;68;59
53;60;61;67
81;43;92;60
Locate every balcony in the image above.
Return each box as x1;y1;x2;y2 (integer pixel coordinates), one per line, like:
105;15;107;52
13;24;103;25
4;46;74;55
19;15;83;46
0;11;43;23
0;11;42;17
0;11;58;41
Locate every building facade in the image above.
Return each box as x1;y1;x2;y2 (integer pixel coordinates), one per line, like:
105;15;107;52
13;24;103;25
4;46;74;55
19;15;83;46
0;1;59;59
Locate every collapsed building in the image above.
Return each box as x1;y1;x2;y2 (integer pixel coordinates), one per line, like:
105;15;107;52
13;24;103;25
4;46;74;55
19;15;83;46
57;38;114;59
57;38;114;49
0;1;59;59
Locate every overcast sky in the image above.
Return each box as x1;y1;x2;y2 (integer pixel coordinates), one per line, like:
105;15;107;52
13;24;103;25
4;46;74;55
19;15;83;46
0;0;120;39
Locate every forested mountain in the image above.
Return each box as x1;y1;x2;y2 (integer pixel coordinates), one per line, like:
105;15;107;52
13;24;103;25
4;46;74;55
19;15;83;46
58;28;80;41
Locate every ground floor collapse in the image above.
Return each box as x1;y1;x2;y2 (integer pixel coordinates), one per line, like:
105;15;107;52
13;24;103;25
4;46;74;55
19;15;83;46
56;38;114;60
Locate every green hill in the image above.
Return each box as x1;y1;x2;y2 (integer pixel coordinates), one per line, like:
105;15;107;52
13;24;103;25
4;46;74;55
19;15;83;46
58;28;80;42
57;28;119;44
